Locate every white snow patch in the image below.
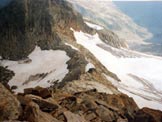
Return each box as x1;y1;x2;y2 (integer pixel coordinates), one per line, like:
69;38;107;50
70;27;74;31
65;43;79;51
85;21;104;30
1;46;70;93
73;30;162;110
104;74;162;110
85;62;95;72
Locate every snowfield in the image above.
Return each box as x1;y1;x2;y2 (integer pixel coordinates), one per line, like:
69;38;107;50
1;46;70;93
85;62;95;72
73;29;162;111
85;22;104;30
65;43;79;51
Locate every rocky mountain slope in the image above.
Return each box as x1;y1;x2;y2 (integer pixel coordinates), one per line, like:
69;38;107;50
0;0;162;121
0;0;127;60
0;0;120;92
67;0;153;45
1;83;162;122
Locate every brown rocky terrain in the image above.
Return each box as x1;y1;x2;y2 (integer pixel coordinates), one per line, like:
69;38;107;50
0;83;162;122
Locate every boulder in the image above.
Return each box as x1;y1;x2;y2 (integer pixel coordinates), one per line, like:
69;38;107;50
1;83;162;122
103;94;139;121
23;102;60;122
63;111;87;122
134;107;162;122
0;66;14;89
24;86;51;99
96;105;116;122
59;96;77;110
84;110;97;121
0;83;21;121
73;89;138;121
24;94;59;113
81;99;98;110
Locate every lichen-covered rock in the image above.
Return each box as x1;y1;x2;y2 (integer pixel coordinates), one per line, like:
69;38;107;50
0;83;21;121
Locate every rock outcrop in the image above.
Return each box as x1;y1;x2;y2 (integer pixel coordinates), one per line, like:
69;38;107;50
0;0;93;60
97;29;128;48
0;66;14;88
134;107;162;122
0;83;21;121
1;84;161;122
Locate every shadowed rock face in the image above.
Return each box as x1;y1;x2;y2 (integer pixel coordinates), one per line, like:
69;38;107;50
134;107;162;122
0;66;14;87
0;0;52;60
0;0;92;60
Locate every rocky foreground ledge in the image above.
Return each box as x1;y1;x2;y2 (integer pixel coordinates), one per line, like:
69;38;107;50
0;83;162;122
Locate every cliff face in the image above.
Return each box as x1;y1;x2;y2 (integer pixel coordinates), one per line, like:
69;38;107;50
0;0;52;60
0;0;92;60
0;0;126;60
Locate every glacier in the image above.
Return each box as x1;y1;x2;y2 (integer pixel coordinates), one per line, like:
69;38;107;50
73;29;162;111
